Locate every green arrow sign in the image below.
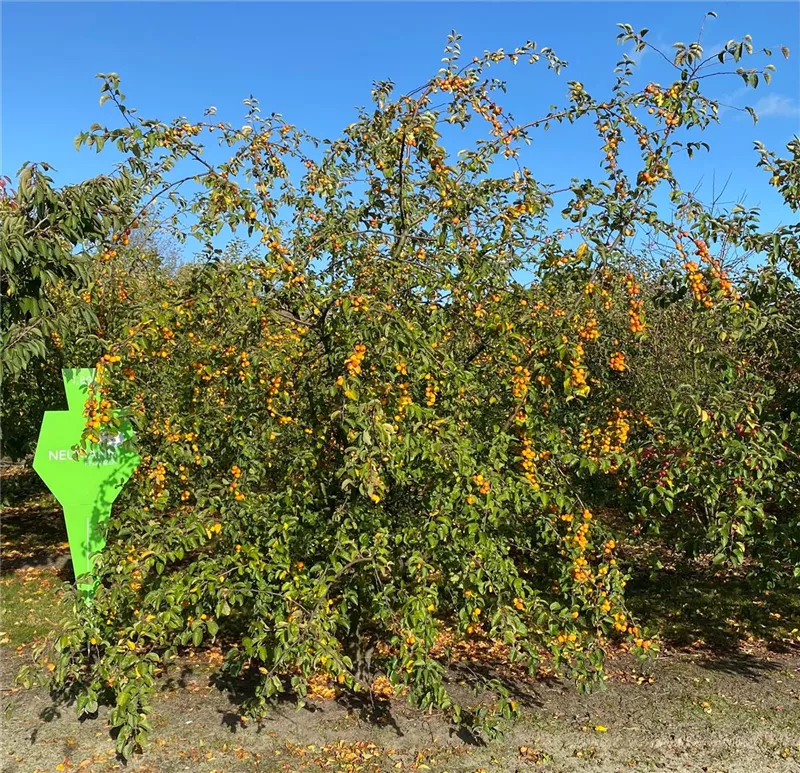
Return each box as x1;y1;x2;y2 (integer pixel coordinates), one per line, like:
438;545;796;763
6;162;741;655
33;368;139;597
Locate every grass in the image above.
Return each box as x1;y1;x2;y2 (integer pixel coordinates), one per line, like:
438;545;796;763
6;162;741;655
0;566;71;649
1;464;71;650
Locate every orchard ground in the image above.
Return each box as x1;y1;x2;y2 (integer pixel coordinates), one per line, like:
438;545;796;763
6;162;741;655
2;464;799;773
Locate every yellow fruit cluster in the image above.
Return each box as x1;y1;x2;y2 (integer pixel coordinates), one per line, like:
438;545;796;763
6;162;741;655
609;351;626;372
580;408;631;465
351;295;369;313
684;259;711;306
518;435;549;490
394;382;412;422
424;374;437;406
576;310;601;342
623;273;646;335
344;344;367;376
511;365;531;399
472;473;491;495
566;342;589;394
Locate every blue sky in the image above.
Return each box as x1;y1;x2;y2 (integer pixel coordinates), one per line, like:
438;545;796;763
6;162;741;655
2;1;799;237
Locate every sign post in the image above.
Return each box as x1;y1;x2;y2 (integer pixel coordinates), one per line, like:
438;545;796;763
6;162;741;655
32;368;139;598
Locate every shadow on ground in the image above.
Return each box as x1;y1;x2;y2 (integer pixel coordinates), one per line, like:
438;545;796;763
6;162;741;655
1;466;69;574
625;552;800;665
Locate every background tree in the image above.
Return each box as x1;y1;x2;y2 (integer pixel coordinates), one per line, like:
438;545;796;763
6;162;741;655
0;166;142;457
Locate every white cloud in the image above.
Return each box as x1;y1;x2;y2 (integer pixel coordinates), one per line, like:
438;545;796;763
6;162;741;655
718;89;799;121
699;40;731;61
717;86;748;117
751;94;800;119
628;44;648;66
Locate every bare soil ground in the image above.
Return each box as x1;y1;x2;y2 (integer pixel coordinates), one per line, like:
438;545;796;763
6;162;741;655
3;646;800;773
3;465;800;773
